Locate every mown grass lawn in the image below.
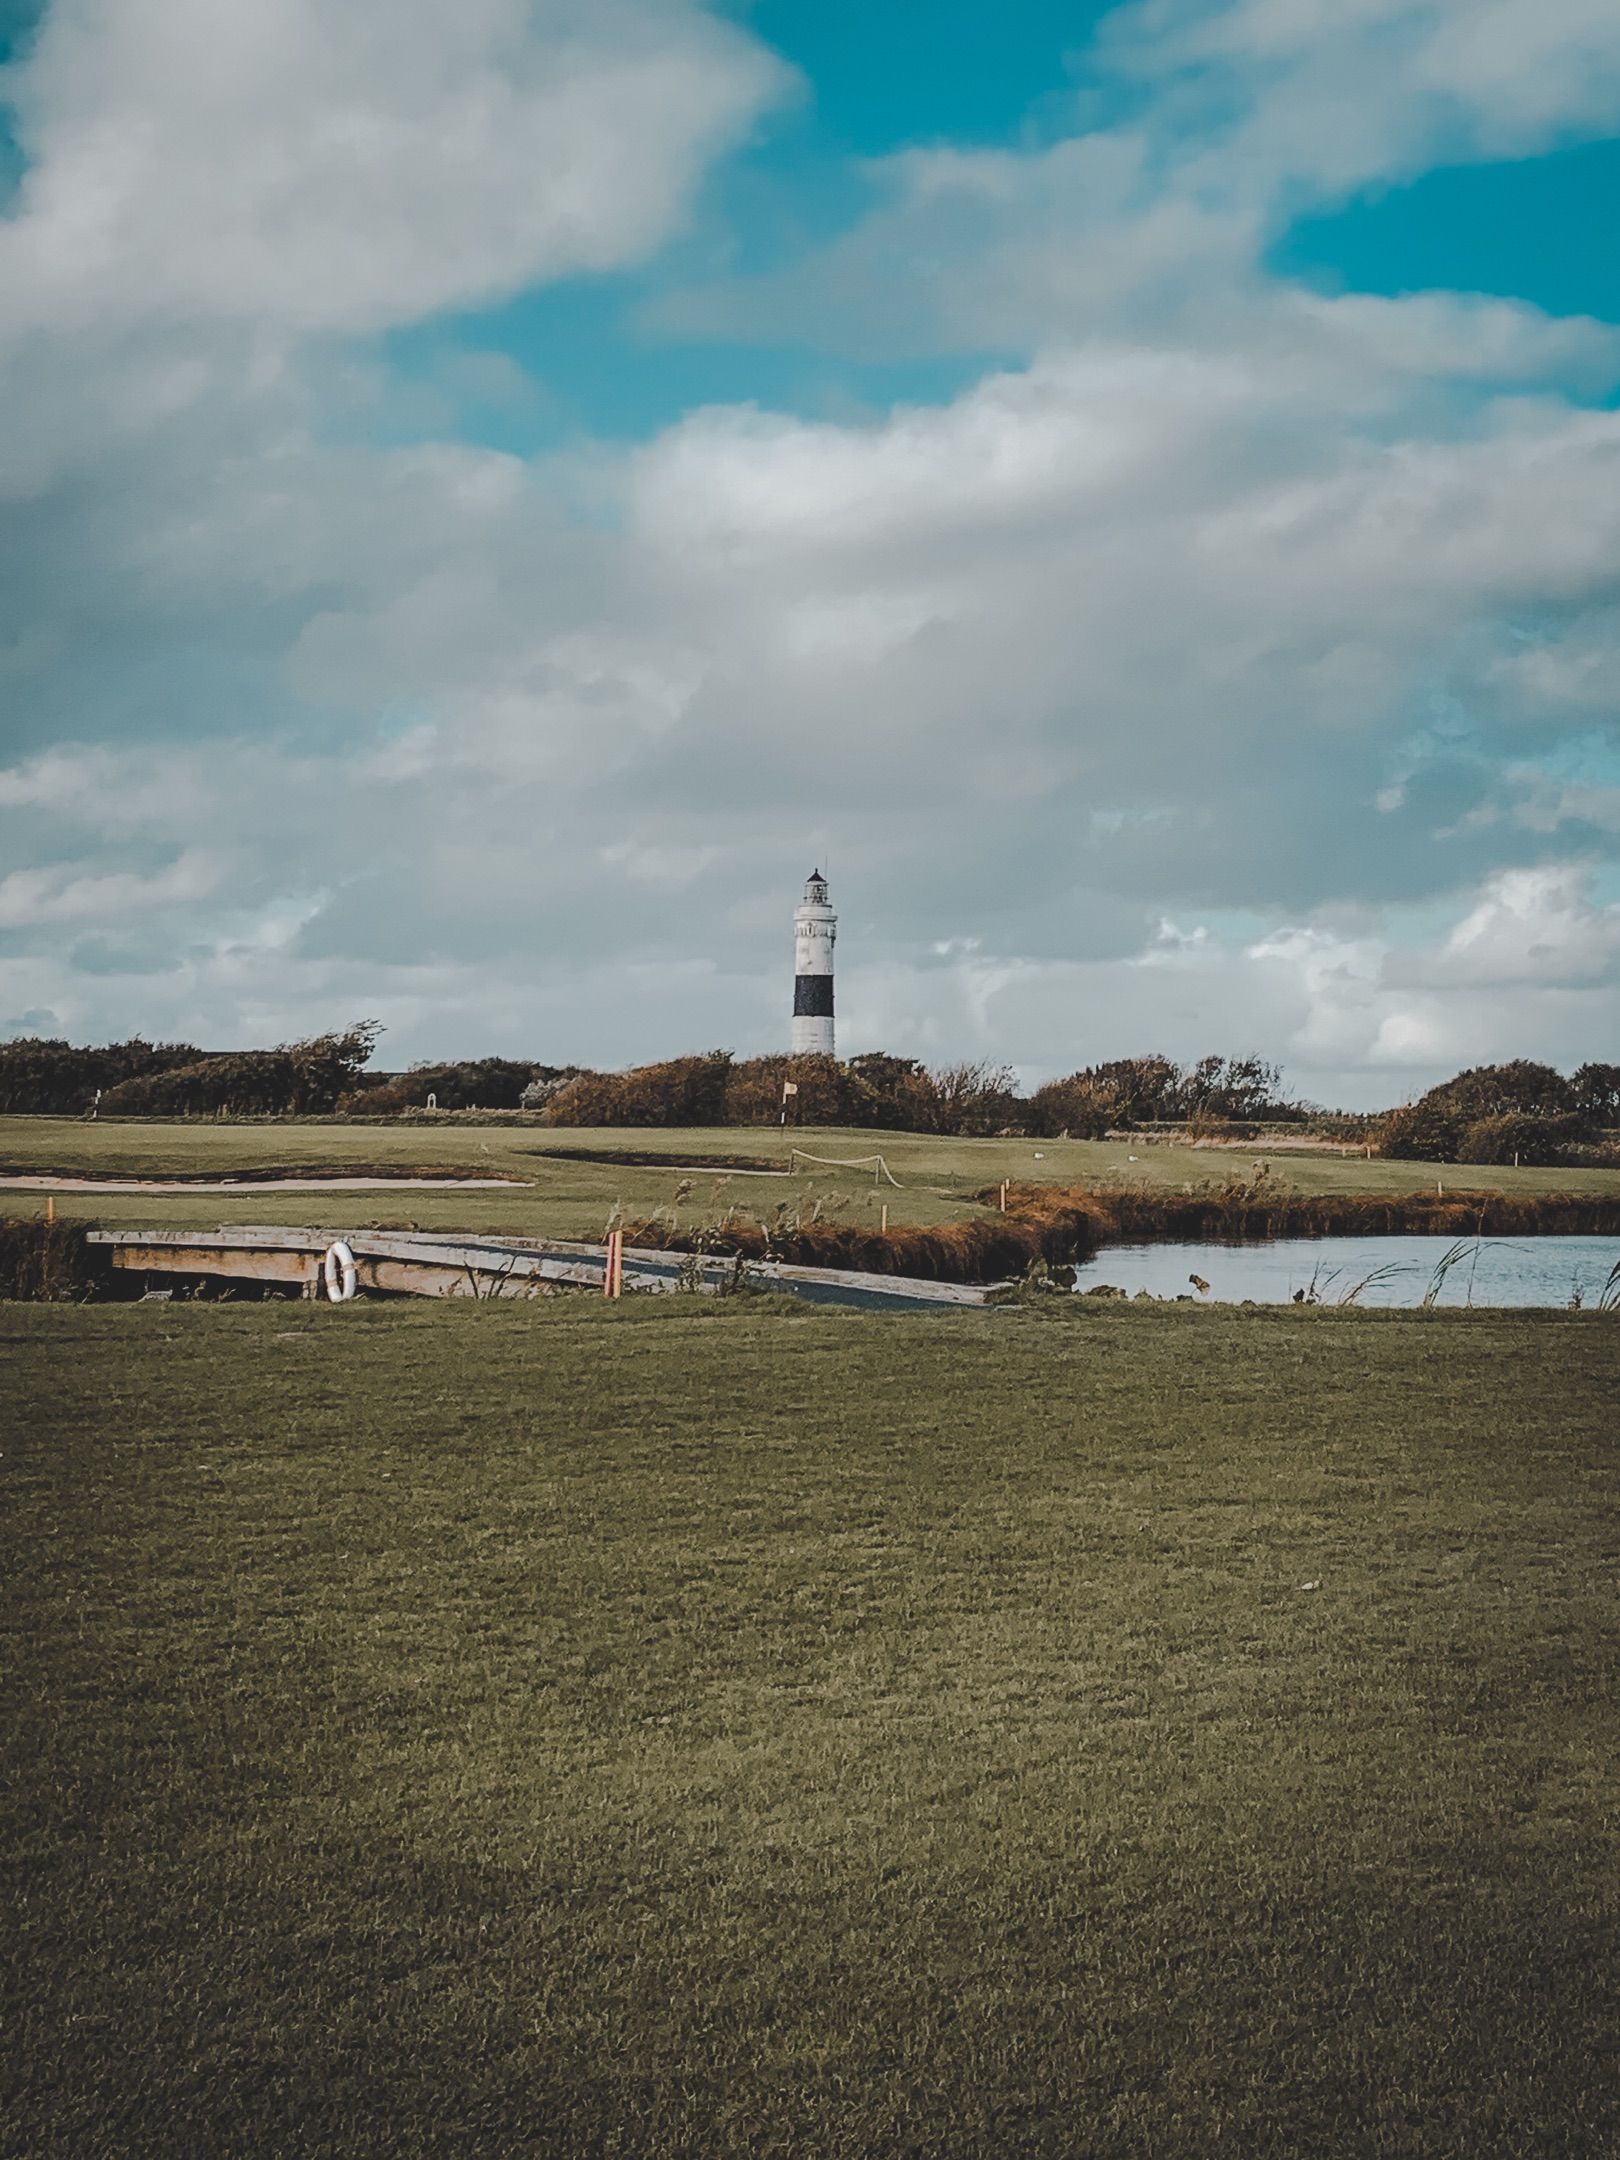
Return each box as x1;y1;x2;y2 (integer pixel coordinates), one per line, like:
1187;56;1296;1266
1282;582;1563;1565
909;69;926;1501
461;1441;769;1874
5;1115;1619;1252
3;1299;1617;2157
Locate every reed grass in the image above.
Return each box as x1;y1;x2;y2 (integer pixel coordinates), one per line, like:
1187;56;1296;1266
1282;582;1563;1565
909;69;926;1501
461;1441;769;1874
1001;1179;1620;1249
1420;1238;1479;1310
0;1216;98;1300
1335;1258;1411;1306
618;1177;1620;1287
619;1184;1112;1283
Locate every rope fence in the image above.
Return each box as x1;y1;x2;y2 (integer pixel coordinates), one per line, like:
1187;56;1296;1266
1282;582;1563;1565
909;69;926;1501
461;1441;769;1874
787;1149;904;1188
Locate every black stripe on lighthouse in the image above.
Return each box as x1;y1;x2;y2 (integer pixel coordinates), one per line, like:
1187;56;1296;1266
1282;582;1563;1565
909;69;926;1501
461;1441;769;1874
794;975;834;1018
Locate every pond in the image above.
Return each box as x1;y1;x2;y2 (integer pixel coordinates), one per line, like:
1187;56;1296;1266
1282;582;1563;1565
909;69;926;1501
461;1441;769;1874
1071;1235;1620;1309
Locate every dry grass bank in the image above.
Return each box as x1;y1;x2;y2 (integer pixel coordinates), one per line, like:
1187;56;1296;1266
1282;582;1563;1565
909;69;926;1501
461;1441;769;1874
620;1184;1111;1281
620;1178;1620;1283
1000;1179;1620;1249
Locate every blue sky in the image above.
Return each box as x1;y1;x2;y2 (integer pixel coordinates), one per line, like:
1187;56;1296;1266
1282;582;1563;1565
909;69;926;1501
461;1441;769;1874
376;0;1117;448
1279;137;1620;327
2;0;1618;1103
383;12;1620;448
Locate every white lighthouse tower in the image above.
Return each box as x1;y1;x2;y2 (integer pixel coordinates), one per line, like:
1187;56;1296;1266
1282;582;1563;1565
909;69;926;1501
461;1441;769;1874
791;868;836;1056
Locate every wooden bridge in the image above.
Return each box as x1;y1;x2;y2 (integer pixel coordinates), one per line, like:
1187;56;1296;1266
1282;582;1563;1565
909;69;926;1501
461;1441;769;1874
84;1225;990;1311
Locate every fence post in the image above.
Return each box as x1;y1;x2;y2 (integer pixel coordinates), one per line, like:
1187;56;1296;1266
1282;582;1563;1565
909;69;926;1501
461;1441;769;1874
604;1229;624;1299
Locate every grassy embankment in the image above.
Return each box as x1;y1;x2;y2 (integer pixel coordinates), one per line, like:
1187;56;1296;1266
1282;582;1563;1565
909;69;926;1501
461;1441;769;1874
5;1116;1620;1260
3;1299;1617;2157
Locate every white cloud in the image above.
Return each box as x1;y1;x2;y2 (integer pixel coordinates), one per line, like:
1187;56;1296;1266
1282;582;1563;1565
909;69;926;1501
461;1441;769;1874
9;287;1619;1096
2;0;1618;1099
0;0;787;334
1109;0;1620;188
652;0;1620;357
0;744;215;827
0;849;222;928
1436;864;1620;986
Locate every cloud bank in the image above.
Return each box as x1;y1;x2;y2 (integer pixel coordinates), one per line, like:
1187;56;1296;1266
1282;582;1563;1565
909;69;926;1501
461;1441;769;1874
2;0;1618;1104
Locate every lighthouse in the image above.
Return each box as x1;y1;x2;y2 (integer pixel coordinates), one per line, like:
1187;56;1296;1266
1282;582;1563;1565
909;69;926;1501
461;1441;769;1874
791;869;836;1056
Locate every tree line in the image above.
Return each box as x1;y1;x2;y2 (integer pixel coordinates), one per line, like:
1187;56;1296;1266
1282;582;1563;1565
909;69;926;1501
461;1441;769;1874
0;1026;383;1117
532;1049;1301;1135
1;1030;1613;1160
1375;1061;1620;1166
0;1032;1296;1133
0;1030;601;1119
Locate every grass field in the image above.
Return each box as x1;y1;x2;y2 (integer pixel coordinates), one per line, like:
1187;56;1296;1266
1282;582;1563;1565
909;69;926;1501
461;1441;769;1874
5;1116;1619;1248
4;1299;1617;2156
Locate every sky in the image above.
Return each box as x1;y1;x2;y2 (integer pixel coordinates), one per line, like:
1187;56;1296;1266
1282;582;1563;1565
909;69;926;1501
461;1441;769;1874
1;0;1618;1108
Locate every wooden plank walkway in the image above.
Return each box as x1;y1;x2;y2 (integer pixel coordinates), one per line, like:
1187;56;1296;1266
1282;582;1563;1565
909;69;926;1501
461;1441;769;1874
84;1226;991;1311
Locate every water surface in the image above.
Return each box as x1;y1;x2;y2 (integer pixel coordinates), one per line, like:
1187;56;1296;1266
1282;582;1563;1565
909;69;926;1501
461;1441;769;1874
1073;1235;1620;1309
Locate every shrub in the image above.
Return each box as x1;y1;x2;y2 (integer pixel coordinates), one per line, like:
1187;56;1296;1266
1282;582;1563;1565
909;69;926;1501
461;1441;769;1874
721;1055;856;1126
99;1023;380;1117
1454;1113;1589;1167
348;1058;561;1114
1026;1075;1117;1139
541;1051;977;1131
1429;1061;1576;1120
1182;1053;1291;1126
542;1052;734;1127
0;1036;205;1114
1572;1063;1620;1123
1376;1099;1466;1162
841;1054;941;1131
1378;1060;1607;1162
1026;1053;1293;1137
930;1062;1022;1136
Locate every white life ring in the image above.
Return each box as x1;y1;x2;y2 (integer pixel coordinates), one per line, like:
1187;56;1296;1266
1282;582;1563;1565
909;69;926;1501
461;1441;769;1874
322;1239;359;1304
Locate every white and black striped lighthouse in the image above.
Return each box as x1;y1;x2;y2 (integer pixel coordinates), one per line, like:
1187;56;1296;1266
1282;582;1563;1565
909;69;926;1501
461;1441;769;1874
791;868;836;1057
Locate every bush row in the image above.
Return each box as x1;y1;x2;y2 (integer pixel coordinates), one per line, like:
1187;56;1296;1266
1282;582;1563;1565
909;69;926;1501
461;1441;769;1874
4;1031;1616;1160
0;1026;381;1117
1376;1063;1620;1166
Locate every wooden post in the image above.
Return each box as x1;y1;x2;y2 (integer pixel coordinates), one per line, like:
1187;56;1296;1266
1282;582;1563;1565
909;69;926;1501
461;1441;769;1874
880;1204;888;1234
999;1181;1008;1213
603;1230;624;1299
45;1195;55;1225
